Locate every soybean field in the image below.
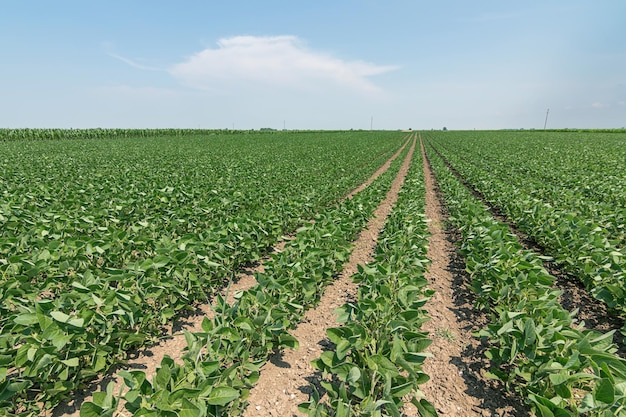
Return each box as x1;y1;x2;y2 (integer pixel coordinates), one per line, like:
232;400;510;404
1;129;626;417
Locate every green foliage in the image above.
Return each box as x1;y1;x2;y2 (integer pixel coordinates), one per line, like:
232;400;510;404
300;147;437;416
426;131;626;331
426;138;626;416
0;131;405;415
0;128;254;141
79;136;412;415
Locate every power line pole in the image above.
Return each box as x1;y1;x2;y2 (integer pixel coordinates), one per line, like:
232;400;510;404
543;108;550;130
370;116;373;131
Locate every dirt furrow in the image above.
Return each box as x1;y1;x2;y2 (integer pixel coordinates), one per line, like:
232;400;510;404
415;138;482;416
417;139;531;416
243;134;417;417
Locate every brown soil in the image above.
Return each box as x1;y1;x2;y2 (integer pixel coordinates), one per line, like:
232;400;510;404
416;138;530;417
243;134;417;416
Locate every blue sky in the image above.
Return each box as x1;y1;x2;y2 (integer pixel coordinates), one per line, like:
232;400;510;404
1;1;625;130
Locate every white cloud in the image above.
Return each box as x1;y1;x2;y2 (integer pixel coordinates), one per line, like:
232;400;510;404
168;35;397;94
591;101;610;108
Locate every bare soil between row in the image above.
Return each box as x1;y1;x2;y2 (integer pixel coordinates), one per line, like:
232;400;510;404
418;138;529;416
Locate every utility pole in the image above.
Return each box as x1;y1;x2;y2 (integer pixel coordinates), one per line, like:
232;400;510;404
283;120;286;130
370;116;373;131
543;108;550;130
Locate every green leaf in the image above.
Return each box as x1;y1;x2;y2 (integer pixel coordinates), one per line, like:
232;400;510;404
67;317;85;327
497;320;514;335
390;381;413;398
554;383;571;399
278;333;299;349
179;399;202;417
319;351;336;368
71;281;91;291
326;327;344;345
92;294;104;306
154;364;171;390
523;318;536;347
14;313;39;326
49;311;85;327
207;386;240;406
201;317;213;332
61;357;80;367
368;355;399;377
579;393;596;412
403;352;430;364
411;397;438;417
347;366;361;384
233;316;254;332
15;345;30;367
79;402;104;417
50;310;70;323
0;379;32;402
336;339;351;360
534;403;555;417
336;400;350;417
594;378;615;404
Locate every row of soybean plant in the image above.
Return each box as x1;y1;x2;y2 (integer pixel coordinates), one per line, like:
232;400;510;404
299;144;437;417
0;128;250;141
0;132;404;415
425;139;626;416
80;139;412;416
426;131;626;338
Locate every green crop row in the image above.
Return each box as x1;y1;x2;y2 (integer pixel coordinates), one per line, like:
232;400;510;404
80;137;412;416
425;131;626;335
426;141;626;416
0;128;269;141
428;131;625;245
299;142;436;417
0;132;405;415
0;129;388;142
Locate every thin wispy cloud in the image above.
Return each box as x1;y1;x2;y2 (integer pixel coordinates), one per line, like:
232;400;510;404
103;42;164;72
168;35;398;94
